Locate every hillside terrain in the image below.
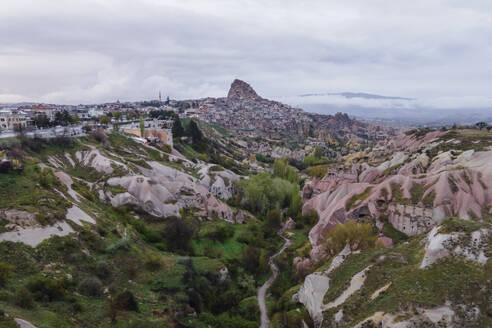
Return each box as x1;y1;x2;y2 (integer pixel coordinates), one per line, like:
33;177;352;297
0;122;490;328
293;128;492;327
190;80;398;144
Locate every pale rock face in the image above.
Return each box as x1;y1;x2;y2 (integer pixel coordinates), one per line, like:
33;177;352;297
66;205;95;225
376;151;408;171
377;236;394;248
0;209;36;226
75;146;126;174
354;305;455;328
107;160;241;221
54;171;82;201
420;226;489;268
219;267;229;282
14;318;39;328
0;221;74;247
323;265;371;310
297;245;351;328
387;204;437;236
108;175;180;218
205;195;234;222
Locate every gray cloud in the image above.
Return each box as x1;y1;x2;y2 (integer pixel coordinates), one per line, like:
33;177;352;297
0;0;491;106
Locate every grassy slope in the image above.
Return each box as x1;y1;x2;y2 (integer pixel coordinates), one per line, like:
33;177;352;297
0;133;281;327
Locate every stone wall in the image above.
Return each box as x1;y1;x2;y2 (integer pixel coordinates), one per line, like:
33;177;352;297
388;204;434;236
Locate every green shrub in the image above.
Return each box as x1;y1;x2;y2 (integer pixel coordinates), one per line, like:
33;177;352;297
206;224;234;242
439;217;482;234
15;289;35;309
308;165;328;179
273;158;299;183
324;221;377;255
144;254;162;271
26;277;65;302
95;261;112;280
410;183;425;205
0;261;13;286
163;217;195;253
112;290;139;312
209;165;224;172
106;238;130;253
255;153;273;163
79;277;103;297
238;172;300;215
161;144;172;153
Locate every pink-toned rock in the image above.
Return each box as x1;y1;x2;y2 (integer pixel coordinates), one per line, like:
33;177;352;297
205;195;234;222
227;79;261;100
293;256;312;274
305;130;492;259
285;217;296;230
378;236;394;248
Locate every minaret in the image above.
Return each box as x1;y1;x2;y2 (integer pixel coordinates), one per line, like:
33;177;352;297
159;91;162;102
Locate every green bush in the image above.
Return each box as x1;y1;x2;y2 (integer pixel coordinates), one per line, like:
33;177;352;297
209;165;224;172
238;172;300;215
144;254;162;271
163;217;195;253
255;153;273;163
26;276;65;302
308;165;328;178
15;289;35;309
79;277;103;297
0;261;13;286
439;217;482;234
324;221;377;255
112;290;139;312
273;158;299;183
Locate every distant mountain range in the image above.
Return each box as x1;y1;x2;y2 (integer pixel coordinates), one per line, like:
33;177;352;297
298;92;413;101
287;92;492;126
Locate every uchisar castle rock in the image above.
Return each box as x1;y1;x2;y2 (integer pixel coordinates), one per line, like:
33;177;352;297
0;80;490;328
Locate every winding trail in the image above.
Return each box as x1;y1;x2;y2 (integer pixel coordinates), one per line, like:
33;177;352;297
258;226;292;328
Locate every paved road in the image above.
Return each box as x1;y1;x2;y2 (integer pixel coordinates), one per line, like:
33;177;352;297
258;226;292;328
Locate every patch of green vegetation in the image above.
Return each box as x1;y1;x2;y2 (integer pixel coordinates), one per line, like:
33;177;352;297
210;124;230;136
321;231;490;327
0;162;70;218
255;153;273;164
380;215;408;243
105;184;127;195
192;221;251;260
345;187;373;210
390;183;410;205
383;163;403;177
422;190;436;208
324;221;378;257
209;165;224;172
409;183;425;205
307;165;328;179
438;217;483;234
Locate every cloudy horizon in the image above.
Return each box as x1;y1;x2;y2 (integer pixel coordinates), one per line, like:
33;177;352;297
1;0;491;110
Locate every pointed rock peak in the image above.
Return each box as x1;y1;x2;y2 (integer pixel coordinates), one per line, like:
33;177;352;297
227;79;261;100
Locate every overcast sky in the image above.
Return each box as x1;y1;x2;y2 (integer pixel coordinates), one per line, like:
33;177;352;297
0;0;491;108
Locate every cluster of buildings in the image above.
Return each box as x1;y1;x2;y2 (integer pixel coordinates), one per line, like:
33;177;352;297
0;100;183;133
195;97;312;137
